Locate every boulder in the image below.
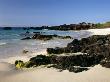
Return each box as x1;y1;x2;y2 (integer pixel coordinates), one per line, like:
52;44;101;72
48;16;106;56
29;55;51;66
68;67;88;73
47;47;64;54
22;50;29;54
15;60;24;68
24;61;34;68
100;57;110;68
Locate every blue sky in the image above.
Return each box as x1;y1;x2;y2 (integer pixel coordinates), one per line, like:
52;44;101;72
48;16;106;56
0;0;110;26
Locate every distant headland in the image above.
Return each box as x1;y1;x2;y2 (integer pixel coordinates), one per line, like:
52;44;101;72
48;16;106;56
1;21;110;31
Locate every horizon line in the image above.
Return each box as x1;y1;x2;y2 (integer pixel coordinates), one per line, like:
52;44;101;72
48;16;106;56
0;21;108;27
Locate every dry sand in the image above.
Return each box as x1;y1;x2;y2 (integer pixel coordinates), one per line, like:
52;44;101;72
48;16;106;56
88;28;110;35
0;28;110;82
0;63;110;82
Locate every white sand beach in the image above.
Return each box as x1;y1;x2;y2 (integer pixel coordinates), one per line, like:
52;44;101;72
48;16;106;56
88;28;110;35
0;63;110;82
0;28;110;82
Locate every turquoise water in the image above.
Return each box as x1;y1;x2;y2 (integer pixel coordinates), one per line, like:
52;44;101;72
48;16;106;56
0;28;92;59
0;28;75;40
0;28;73;59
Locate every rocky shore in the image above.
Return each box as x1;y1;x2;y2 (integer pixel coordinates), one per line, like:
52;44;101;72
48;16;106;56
1;28;110;82
21;33;72;40
47;34;110;68
47;35;110;54
15;34;110;73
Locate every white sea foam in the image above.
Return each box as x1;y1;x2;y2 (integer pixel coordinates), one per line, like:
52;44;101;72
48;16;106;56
0;28;110;62
41;42;47;45
0;42;6;46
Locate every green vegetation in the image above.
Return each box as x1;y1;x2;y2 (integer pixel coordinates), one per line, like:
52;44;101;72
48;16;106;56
15;60;24;68
103;22;110;27
95;23;104;28
95;22;110;28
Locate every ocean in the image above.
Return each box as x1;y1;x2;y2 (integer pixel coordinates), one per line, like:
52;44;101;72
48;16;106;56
0;28;92;60
0;28;69;59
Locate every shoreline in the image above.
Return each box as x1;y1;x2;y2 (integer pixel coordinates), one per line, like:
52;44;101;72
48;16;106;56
0;28;110;82
0;49;47;64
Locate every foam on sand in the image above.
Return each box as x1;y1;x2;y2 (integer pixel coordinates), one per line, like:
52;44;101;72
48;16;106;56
0;49;47;64
0;64;110;82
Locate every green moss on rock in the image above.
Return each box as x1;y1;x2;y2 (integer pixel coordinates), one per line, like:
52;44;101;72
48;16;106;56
15;60;24;68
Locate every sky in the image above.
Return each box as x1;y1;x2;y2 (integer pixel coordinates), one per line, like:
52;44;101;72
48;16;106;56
0;0;110;27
